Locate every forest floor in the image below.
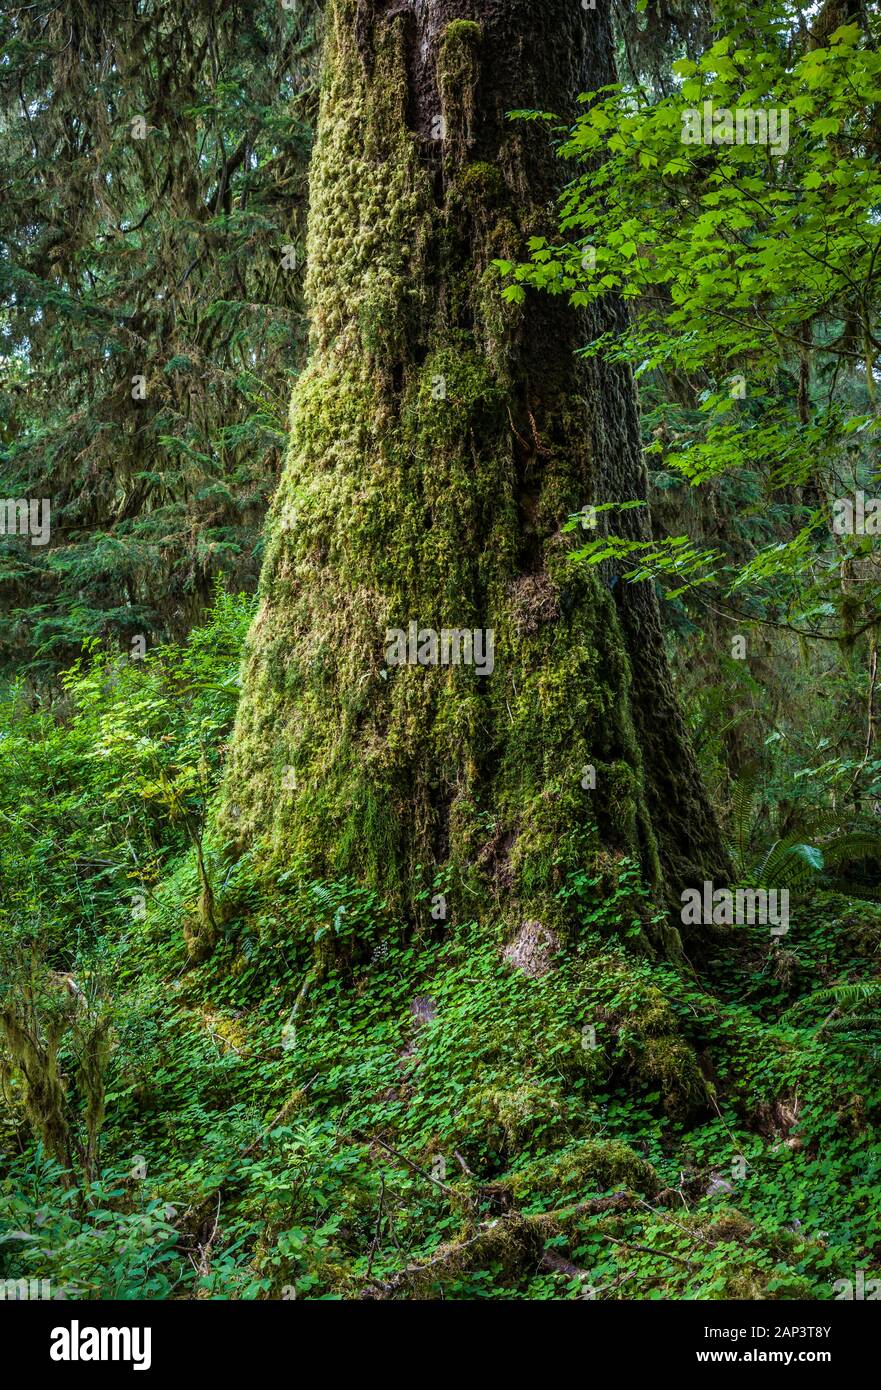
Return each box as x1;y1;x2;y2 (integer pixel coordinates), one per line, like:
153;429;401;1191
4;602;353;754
5;875;880;1299
2;597;879;1300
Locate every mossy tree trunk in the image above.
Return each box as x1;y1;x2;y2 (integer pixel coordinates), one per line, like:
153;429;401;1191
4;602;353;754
221;0;727;948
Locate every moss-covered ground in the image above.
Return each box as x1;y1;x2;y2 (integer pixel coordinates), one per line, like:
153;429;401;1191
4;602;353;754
4;810;879;1298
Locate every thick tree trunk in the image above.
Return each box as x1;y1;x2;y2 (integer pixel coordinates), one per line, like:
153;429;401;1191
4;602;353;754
221;0;727;947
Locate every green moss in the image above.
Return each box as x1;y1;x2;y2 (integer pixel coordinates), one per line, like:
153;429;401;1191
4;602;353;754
635;1035;708;1117
511;1138;659;1202
456;161;505;203
220;0;672;943
442;19;482;45
474;1081;568;1155
438;21;481;163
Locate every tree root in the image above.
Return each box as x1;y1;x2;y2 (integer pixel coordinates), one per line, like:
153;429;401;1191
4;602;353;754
359;1191;638;1299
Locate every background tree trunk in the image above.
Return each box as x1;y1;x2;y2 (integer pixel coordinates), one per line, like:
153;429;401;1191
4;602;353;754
221;0;727;946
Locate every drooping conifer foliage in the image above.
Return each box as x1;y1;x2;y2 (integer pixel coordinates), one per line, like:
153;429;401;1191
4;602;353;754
0;0;319;676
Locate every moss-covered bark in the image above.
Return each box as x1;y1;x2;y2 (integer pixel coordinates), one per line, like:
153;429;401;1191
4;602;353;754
221;0;727;944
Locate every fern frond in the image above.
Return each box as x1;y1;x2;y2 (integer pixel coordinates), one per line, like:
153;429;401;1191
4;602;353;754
748;837;823;889
784;979;881;1024
728;766;760;877
822;831;881;871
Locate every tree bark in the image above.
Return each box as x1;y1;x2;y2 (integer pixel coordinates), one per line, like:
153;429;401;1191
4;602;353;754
221;0;727;948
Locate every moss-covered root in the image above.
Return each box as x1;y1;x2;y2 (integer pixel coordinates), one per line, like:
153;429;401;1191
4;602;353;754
358;1186;645;1301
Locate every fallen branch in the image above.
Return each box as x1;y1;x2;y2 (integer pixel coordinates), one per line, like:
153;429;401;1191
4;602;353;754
360;1190;640;1299
601;1233;696;1268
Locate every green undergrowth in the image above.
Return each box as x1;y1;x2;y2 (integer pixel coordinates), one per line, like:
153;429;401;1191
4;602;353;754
1;593;880;1300
3;880;880;1299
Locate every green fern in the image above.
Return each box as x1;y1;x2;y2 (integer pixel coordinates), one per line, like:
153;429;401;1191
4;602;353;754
724;770;881;892
746;836;824;890
725;766;761;878
784;981;881;1056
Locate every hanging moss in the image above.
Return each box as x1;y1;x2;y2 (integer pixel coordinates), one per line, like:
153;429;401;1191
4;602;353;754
0;1005;70;1168
438;19;481;163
